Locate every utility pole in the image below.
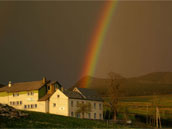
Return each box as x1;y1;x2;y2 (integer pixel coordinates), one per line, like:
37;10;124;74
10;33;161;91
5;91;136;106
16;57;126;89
156;106;162;128
146;103;149;125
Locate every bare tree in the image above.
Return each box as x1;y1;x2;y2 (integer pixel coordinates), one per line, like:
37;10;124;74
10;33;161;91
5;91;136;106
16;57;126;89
106;72;120;121
76;102;91;119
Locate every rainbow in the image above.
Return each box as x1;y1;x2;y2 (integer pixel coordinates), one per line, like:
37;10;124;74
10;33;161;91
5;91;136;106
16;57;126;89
80;1;118;88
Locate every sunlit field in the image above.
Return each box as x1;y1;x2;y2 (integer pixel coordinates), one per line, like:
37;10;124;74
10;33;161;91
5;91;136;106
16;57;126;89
118;94;172;119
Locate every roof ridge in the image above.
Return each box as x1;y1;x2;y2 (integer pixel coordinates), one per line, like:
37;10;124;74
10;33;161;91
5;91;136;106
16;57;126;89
0;80;51;93
9;80;42;84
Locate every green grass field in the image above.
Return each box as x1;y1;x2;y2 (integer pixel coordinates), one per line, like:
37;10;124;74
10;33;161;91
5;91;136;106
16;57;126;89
118;94;172;119
0;110;126;128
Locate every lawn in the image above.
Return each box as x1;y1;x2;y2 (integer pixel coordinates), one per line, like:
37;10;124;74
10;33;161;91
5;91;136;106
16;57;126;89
0;110;125;128
118;94;172;119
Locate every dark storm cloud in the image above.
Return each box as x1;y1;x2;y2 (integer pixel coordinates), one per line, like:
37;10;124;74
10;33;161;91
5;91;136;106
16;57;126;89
0;1;172;87
95;1;172;78
0;1;105;87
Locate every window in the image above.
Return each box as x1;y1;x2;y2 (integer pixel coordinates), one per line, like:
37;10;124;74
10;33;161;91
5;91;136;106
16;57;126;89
99;114;102;119
20;101;22;105
71;112;74;117
28;91;34;96
94;113;96;119
88;113;91;119
48;86;50;90
76;113;80;118
88;102;91;108
31;104;34;108
57;95;60;98
24;104;37;109
17;101;19;105
13;102;15;105
71;101;73;107
82;113;85;118
99;103;101;110
30;91;34;95
10;102;12;105
94;103;96;109
77;101;79;105
53;103;56;107
13;93;19;97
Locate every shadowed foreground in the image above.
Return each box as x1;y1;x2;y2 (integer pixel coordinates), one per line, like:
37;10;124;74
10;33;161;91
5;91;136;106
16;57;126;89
0;110;125;128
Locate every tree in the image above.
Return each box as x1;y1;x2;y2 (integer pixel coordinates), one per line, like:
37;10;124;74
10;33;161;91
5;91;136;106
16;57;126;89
119;105;129;122
106;72;120;121
76;102;91;119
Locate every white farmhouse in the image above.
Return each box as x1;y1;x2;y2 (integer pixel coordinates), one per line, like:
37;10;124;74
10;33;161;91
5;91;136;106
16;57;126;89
0;78;103;120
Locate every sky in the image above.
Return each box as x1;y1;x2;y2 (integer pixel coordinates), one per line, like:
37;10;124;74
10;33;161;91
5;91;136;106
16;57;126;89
0;1;172;88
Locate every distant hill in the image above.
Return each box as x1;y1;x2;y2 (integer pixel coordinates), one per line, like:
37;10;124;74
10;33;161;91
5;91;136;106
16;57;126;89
74;72;172;97
131;72;172;84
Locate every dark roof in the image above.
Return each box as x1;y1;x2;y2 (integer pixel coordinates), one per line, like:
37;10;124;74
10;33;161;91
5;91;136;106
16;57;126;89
64;88;103;101
77;88;103;101
0;80;46;93
63;90;83;99
39;93;54;101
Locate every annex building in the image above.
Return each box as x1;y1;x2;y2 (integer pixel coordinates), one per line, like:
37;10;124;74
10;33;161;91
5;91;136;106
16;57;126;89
0;78;103;120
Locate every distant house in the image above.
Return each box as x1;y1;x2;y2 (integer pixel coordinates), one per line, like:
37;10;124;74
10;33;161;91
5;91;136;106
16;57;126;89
0;78;103;120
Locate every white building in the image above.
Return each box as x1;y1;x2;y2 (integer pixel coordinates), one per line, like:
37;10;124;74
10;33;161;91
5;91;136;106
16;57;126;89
0;78;103;120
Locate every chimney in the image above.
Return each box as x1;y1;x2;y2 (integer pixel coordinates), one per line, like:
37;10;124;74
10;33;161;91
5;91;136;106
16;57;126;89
42;77;46;84
8;81;12;87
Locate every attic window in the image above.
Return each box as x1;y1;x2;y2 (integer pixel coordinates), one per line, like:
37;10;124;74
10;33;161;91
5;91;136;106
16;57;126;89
57;95;60;98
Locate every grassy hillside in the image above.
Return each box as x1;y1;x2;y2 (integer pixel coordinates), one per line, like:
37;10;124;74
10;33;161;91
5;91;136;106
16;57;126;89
130;72;172;84
74;72;172;97
0;110;125;128
118;95;172;122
